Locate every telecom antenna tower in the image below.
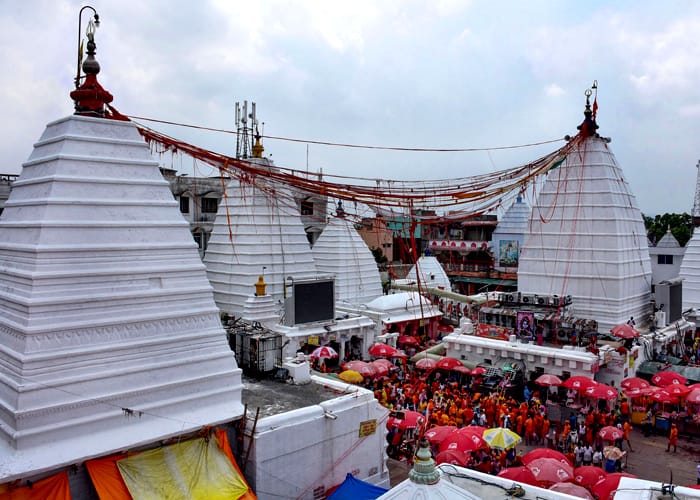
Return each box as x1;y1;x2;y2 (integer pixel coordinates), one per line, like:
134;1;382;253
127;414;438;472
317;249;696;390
235;100;258;159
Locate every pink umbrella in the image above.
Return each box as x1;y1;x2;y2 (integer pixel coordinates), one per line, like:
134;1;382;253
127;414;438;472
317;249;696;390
651;370;687;387
435;357;464;370
386;410;425;431
598;425;624;441
526;457;574;487
424;425;457;445
584;383;618;400
435;449;468;466
686;388;700;404
620;377;650;390
397;335;420;346
497;466;541;487
562;375;598;391
522;448;572;467
535;374;563;387
368;342;399;358
549;482;594;500
439;429;488;453
591;473;637;500
343;360;377;378
369;361;389;378
610;324;640;339
574;465;607;488
372;358;396;371
309;345;338;359
415;358;437;370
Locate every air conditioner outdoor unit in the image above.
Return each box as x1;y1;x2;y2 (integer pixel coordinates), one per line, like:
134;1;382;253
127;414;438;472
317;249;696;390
505;293;518;303
521;294;532;304
536;296;546;306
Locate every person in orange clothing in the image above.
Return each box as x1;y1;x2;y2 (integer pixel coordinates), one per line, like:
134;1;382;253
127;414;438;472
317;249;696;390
666;423;678;452
620;398;630;422
621;421;633;451
524;416;534;445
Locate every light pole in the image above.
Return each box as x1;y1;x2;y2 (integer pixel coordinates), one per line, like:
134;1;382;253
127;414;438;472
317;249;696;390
75;6;100;89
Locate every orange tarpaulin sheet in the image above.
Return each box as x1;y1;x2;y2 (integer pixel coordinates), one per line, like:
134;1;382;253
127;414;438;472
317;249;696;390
214;428;257;500
0;471;71;500
86;453;133;500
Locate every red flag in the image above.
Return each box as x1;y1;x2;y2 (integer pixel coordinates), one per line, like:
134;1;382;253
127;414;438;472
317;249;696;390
592;97;598;119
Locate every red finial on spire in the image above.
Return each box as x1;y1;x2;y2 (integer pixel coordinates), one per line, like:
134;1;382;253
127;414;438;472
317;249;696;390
69;7;128;121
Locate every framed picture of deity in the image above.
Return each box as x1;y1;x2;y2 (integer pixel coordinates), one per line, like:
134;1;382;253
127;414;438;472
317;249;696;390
499;240;519;267
516;311;535;339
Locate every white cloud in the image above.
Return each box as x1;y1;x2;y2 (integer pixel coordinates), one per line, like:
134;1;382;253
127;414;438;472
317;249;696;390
544;84;565;97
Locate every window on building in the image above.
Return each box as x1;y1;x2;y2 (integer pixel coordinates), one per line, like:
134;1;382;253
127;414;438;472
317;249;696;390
201;197;218;213
301;200;314;215
657;254;673;265
179;196;189;214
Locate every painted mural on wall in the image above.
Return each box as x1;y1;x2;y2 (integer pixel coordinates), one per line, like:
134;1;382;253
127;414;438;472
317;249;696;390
499;240;519;267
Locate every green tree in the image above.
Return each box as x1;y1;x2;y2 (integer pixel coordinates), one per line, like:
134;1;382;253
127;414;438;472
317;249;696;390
643;212;692;247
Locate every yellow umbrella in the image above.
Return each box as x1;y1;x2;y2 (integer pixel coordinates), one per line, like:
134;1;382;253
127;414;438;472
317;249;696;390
339;370;364;384
482;427;522;450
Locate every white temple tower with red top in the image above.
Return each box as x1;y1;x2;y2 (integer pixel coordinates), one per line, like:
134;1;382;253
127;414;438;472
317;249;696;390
0;19;243;481
517;92;652;331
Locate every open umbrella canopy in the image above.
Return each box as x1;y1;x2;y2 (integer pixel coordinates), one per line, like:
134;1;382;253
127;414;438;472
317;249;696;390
651;370;687;387
591;473;637;500
650;390;679;404
610;323;640;339
687;383;700;391
620;377;650;390
497;467;540;487
372;358;396;371
598;426;624;441
584;383;618;400
663;384;691;397
602;446;625;461
463;425;488;436
368;342;399;358
471;366;486;376
435;449;468;466
549;482;594;500
482;427;522;450
452;365;472;374
397;335;420;346
522;449;572;467
435;357;464;370
535;374;563;387
439;430;487;453
526;457;574;487
424;425;457;445
686;388;700;404
338;370;363;384
562;375;597;391
386;410;425;431
343;360;377;378
414;358;437;370
369;361;390;378
309;345;338;359
574;466;607;488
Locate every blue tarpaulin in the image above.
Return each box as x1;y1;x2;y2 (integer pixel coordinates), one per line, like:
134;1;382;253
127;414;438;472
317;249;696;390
326;473;388;500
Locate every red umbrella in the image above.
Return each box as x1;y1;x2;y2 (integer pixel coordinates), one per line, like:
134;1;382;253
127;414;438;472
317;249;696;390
584;383;618;400
687;383;700;391
562;375;597;391
437;324;454;333
309;345;338;359
535;374;563;387
452;365;472;374
424;425;457;445
497;466;540;487
435;357;464;370
610;324;640;339
651;370;687;387
372;358;396;371
620;377;650;390
650;390;679;404
415;357;437;370
463;425;488;436
439;429;488;453
369;361;390;378
522;449;572;467
368;342;399;358
471;366;486;376
386;410;425;431
591;473;637;500
686;388;700;404
435;449;468;466
598;425;624;441
343;360;377;378
548;483;594;499
397;335;420;346
664;384;691;397
526;457;574;487
574;466;607;488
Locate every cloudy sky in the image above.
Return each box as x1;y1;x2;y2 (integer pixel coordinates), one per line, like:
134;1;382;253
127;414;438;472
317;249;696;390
1;0;699;215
